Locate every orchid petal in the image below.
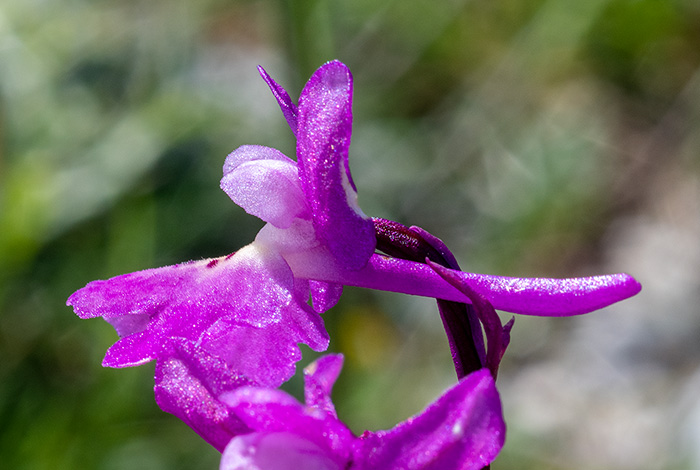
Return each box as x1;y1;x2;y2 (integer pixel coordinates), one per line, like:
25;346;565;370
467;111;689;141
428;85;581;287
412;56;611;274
352;369;504;470
68;244;328;385
221;387;354;460
296;60;375;270
221;145;308;228
303;354;343;417
285;249;642;316
67;245;290;326
221;432;341;470
258;66;298;135
309;280;343;314
197;316;328;387
154;339;254;452
103;302;327;387
222;145;292;175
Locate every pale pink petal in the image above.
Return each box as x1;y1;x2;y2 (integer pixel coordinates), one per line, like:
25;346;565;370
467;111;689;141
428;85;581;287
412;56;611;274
221;146;308;228
255;218;320;254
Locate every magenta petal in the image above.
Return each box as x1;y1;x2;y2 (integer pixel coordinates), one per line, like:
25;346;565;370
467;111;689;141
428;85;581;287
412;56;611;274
68;244;329;385
198;304;329;387
296;60;375;270
221;432;342;470
352;369;504;470
105;318;323;387
102;328;163;367
67;245;293;326
221;386;354;460
154;339;254;452
303;354;343;417
258;66;298;135
309;280;343;314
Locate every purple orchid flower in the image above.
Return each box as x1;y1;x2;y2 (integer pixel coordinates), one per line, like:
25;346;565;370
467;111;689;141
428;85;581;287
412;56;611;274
155;347;505;470
66;59;641;387
67;60;642;469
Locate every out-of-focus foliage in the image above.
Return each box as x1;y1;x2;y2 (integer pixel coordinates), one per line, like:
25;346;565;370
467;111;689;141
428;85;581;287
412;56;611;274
1;0;699;469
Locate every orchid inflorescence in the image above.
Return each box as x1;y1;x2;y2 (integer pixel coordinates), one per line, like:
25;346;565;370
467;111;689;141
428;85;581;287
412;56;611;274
67;60;641;469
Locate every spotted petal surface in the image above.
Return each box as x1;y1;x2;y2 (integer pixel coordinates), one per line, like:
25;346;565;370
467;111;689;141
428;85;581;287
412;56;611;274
67;244;329;386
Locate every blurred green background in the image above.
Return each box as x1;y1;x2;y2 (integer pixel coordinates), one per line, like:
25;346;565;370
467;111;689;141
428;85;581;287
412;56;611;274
2;0;700;468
